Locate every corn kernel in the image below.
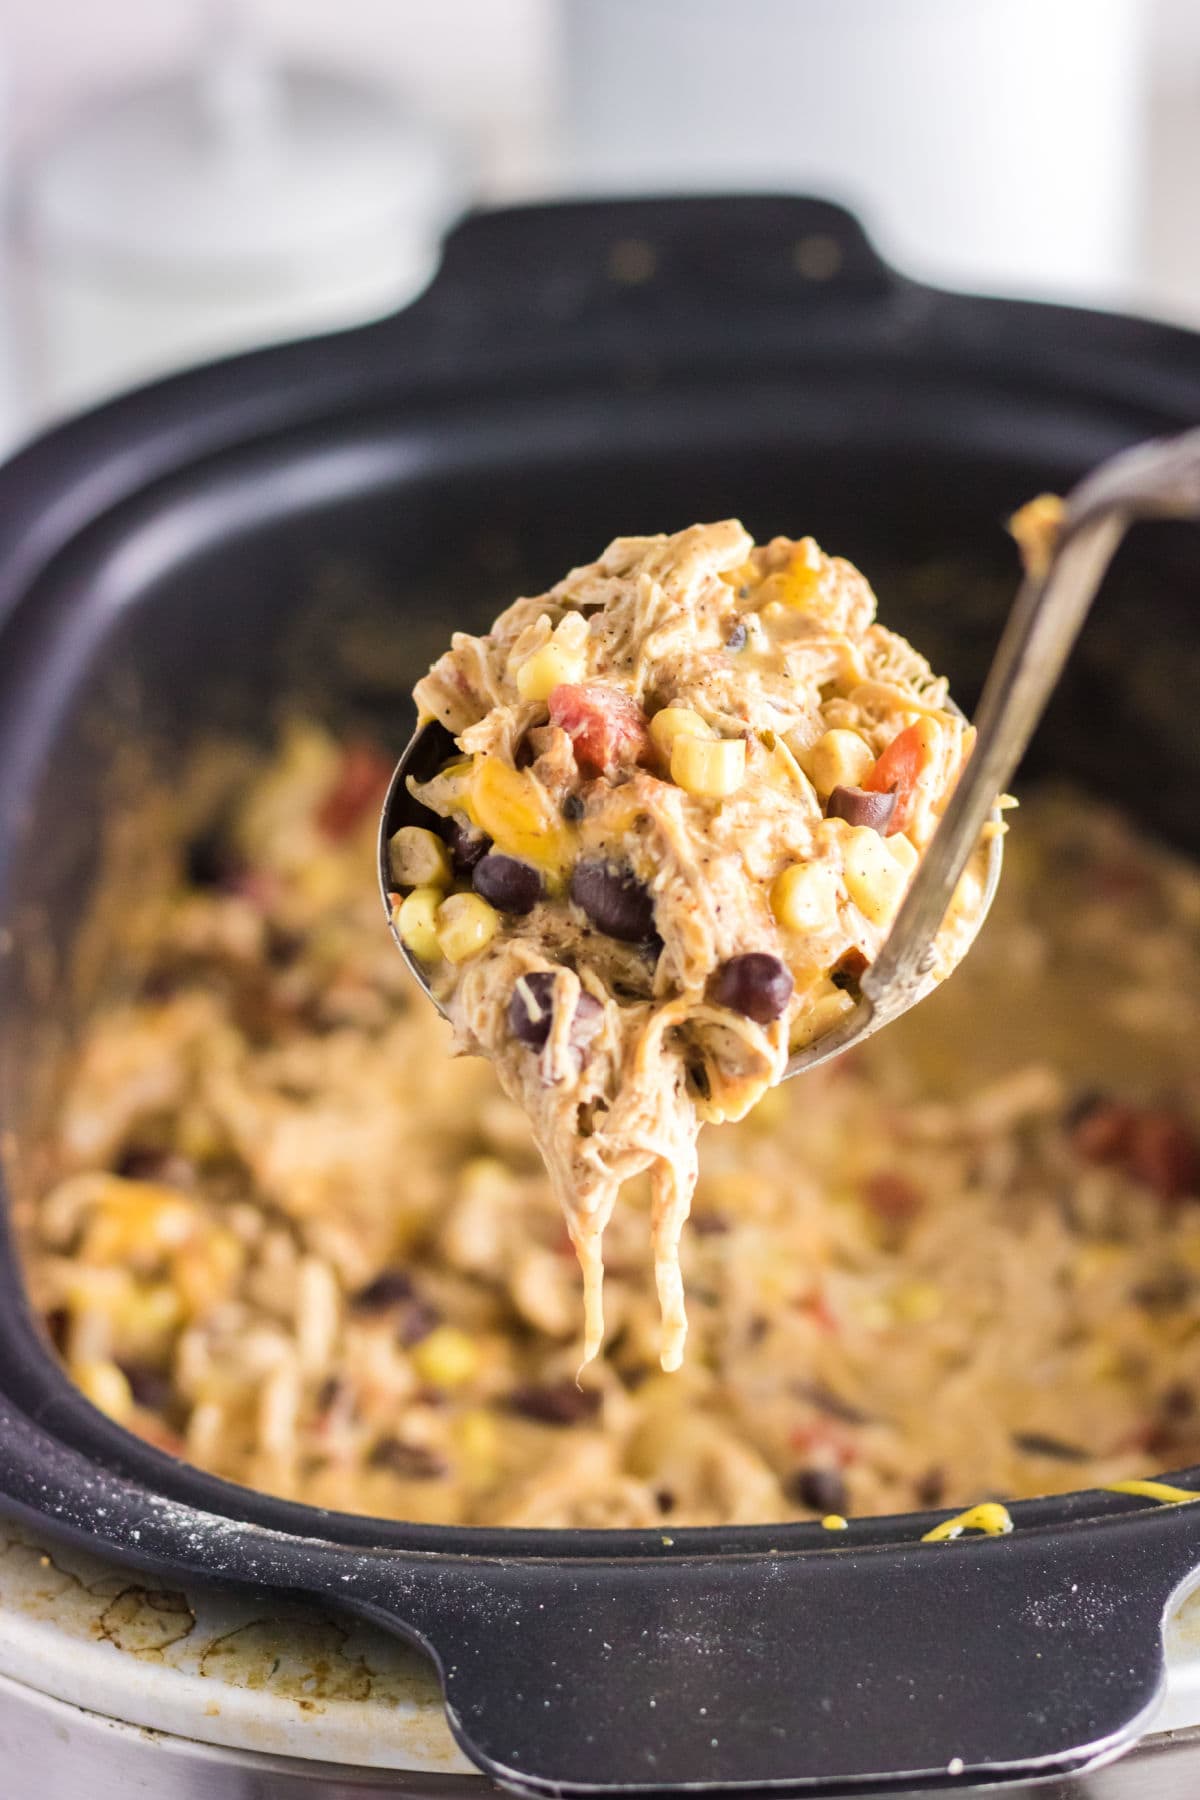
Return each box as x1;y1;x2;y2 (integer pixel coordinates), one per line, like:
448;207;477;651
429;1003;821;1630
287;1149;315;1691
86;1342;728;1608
516;637;587;702
172;1229;244;1317
808;728;874;799
891;1281;943;1325
436;893;500;963
889;833;919;875
83;1181;198;1267
113;1280;183;1356
395;886;442;961
388;826;451;889
670;733;745;799
456;1407;500;1482
469;755;573;870
757;537;823;610
1075;1244;1124;1286
772;861;839;934
176;1104;228;1165
789;982;855;1050
844;827;908;926
649;706;714;758
73;1359;133;1423
411;1325;480;1388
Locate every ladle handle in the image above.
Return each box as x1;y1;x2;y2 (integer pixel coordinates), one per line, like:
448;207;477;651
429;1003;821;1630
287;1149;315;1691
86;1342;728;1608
865;427;1200;1017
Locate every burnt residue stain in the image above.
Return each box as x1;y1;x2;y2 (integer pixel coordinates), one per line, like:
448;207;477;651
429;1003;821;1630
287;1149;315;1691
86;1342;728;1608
198;1616;378;1707
0;1538;195;1661
0;1538;81;1608
98;1586;195;1656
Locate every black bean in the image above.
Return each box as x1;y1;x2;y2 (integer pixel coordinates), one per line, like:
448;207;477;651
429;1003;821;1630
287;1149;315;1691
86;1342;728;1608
185;828;242;890
570;860;656;942
509;971;557;1049
115;1147;196;1187
710;953;794;1024
656;1488;677;1515
351;1269;416;1313
562;792;585;822
140;967;184;1003
1133;1267;1194;1311
786;1467;848;1515
368;1437;449;1479
396;1298;442;1347
1161;1382;1196;1421
117;1362;174;1412
826;784;897;834
1064;1087;1107;1130
691;1210;730;1236
442;816;490;875
916;1466;946;1508
266;923;304;967
509;971;603;1057
473;852;543;914
1011;1431;1088;1462
725;619;748;651
509;1380;602;1426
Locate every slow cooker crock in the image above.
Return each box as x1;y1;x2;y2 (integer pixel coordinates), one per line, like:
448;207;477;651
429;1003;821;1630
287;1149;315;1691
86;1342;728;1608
0;195;1199;1798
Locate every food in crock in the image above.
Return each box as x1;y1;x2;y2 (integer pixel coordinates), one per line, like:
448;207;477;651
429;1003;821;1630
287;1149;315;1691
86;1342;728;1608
27;725;1200;1528
396;523;990;1368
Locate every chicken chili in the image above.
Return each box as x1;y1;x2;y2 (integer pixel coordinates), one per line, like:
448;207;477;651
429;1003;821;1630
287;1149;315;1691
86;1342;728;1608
397;523;991;1368
24;729;1200;1528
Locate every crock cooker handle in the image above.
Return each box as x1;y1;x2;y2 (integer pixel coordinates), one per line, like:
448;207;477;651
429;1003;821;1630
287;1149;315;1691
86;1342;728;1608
398;193;907;345
345;1508;1200;1796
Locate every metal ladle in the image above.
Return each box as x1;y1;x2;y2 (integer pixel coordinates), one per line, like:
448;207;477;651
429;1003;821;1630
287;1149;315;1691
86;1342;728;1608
379;428;1200;1078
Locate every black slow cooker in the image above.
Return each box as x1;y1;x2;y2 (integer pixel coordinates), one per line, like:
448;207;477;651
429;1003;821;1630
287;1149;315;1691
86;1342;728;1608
0;196;1199;1797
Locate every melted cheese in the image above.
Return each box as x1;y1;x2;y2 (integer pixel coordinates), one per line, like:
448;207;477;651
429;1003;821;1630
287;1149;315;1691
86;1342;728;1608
1105;1479;1199;1506
922;1501;1014;1543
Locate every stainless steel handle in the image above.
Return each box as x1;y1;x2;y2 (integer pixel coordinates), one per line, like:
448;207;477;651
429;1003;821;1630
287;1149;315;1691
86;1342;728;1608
865;427;1200;1021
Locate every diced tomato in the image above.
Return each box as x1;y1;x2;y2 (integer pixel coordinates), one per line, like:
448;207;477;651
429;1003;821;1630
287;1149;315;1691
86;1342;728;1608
1127;1110;1200;1202
794;1289;839;1335
863;722;929;834
788;1423;857;1467
548;682;651;776
861;1170;922;1224
1072;1098;1200;1202
316;742;392;839
1070;1099;1136;1166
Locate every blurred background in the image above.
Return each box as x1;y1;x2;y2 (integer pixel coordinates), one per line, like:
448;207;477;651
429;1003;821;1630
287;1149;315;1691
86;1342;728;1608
1;0;1199;455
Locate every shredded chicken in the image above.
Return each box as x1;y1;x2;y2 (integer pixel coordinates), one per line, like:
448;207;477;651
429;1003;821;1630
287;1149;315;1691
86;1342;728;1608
397;523;989;1367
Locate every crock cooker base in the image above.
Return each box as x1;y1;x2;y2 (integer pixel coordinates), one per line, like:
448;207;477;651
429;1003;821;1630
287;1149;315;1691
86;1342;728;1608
0;195;1199;1794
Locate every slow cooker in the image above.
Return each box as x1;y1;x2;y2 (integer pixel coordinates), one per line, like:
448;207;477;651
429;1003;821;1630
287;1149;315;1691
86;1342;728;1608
1;195;1200;1797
